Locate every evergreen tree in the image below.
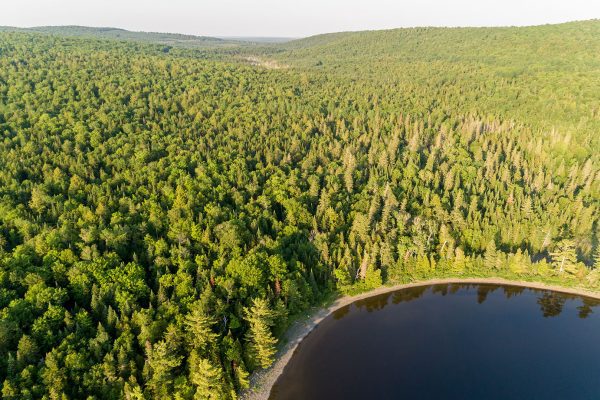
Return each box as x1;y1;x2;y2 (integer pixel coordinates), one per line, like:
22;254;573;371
185;303;218;352
549;239;579;275
145;340;183;397
484;240;499;271
189;351;226;400
244;298;278;369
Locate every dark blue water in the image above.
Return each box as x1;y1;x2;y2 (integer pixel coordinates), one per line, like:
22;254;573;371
270;284;600;400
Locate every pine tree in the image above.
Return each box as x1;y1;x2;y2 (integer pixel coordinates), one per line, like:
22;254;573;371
484;240;498;271
184;303;218;352
145;340;183;397
587;268;600;288
549;239;578;275
451;247;467;273
521;196;532;218
124;377;144;400
16;335;38;368
365;265;383;289
244;298;278;369
235;363;250;390
188;351;226;400
343;148;356;193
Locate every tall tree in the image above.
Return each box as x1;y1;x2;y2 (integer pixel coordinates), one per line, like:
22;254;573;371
244;298;278;369
188;351;226;400
185;303;218;352
549;239;579;275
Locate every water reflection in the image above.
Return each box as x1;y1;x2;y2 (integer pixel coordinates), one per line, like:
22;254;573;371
332;304;350;320
577;298;598;319
537;292;567;318
273;283;600;400
392;285;427;304
353;292;391;312
502;285;526;299
345;283;599;319
476;285;498;304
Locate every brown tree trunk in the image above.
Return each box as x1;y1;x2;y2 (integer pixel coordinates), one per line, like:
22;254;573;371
274;278;281;296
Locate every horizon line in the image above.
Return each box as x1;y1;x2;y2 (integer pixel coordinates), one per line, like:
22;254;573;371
1;18;597;40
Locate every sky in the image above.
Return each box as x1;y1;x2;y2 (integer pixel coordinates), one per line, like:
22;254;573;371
2;0;599;38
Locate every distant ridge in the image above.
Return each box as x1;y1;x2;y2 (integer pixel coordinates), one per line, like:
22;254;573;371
0;25;238;48
218;36;297;44
280;19;600;50
274;19;600;71
3;20;596;49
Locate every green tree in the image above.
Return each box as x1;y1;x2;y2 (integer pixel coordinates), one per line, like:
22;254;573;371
188;351;227;400
184;302;218;352
16;335;38;368
244;298;278;369
549;239;579;275
484;240;499;271
145;340;183;397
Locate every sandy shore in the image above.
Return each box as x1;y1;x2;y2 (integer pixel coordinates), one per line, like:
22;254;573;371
240;277;600;400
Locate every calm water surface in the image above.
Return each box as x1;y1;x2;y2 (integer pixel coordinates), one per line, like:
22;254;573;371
270;284;600;400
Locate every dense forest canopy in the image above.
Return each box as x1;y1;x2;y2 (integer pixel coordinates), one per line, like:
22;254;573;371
0;20;599;399
276;20;600;143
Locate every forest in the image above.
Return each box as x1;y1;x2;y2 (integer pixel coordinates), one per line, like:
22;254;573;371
0;20;599;399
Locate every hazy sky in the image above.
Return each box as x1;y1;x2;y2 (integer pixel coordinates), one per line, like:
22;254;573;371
2;0;599;38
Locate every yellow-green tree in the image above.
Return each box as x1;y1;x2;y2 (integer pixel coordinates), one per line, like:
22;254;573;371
244;298;278;369
550;239;579;275
188;351;226;400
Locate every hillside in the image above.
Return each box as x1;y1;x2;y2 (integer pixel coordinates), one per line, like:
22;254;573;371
280;20;600;62
0;25;239;48
272;20;600;150
0;21;598;399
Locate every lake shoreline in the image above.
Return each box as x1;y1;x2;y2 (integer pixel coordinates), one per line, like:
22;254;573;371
240;277;600;400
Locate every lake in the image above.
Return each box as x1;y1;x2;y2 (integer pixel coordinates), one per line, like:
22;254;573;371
270;283;600;400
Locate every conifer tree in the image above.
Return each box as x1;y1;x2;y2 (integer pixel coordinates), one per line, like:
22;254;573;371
145;340;183;397
549;239;578;275
185;303;218;352
244;298;278;369
189;351;226;400
484;240;499;271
